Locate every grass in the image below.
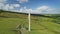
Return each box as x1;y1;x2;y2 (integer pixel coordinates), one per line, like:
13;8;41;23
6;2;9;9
0;11;60;34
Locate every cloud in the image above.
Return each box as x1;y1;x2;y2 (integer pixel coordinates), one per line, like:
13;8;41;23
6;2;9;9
16;7;32;13
16;6;49;14
19;7;28;13
0;0;8;8
0;0;20;10
2;4;14;11
0;0;8;9
37;6;49;12
1;4;20;11
0;0;7;3
17;0;28;3
46;8;60;14
0;3;4;9
0;0;33;13
27;6;60;14
27;6;49;14
0;0;59;14
10;4;20;7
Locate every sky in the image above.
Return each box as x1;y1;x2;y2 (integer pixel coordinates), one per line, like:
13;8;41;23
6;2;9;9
0;0;60;14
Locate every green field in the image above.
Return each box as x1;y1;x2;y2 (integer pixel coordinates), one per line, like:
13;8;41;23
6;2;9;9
0;10;60;34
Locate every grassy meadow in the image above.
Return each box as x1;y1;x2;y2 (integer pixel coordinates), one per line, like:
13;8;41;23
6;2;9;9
0;10;60;34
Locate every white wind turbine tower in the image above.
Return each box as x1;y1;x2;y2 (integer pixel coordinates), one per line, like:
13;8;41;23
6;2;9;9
28;9;32;31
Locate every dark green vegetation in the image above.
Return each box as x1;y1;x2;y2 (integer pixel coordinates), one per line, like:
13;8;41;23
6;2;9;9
0;10;60;34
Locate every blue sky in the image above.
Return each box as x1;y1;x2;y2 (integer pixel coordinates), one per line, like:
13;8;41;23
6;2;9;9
0;0;60;14
6;0;60;9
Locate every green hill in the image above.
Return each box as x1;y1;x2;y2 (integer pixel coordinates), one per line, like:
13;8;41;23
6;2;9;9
0;10;60;34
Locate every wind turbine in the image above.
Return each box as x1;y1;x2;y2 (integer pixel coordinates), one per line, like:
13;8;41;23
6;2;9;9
28;9;32;31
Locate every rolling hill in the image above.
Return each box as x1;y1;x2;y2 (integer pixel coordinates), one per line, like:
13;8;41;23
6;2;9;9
0;10;60;34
